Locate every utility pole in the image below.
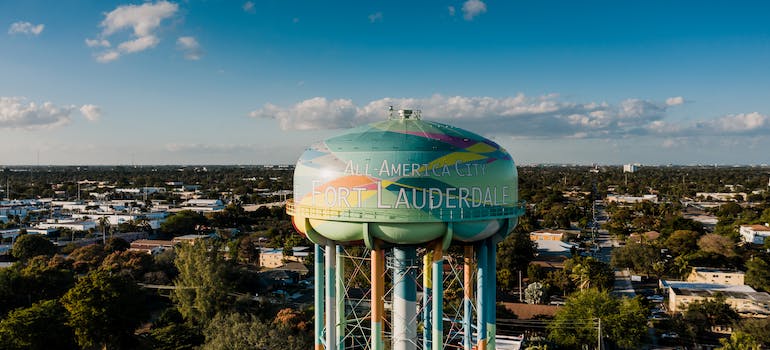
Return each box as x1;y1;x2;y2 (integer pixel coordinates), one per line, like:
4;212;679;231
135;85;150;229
597;318;602;350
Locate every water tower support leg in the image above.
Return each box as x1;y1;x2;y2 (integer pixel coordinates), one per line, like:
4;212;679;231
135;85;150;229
325;242;337;350
487;239;497;350
393;246;417;350
476;242;488;350
431;243;444;350
315;244;325;350
371;246;385;350
463;246;474;350
422;253;432;350
336;245;346;350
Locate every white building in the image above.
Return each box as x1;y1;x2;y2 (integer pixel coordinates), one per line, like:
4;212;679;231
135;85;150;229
739;224;770;245
623;164;639;173
606;194;658;204
36;220;97;231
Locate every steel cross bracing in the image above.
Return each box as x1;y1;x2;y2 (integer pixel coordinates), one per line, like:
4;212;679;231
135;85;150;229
324;245;484;350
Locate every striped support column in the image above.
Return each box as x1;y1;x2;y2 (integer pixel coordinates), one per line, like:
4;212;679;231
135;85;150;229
392;247;417;350
487;239;497;350
463;246;474;350
314;244;325;350
431;243;443;350
336;245;346;350
476;242;488;350
325;242;337;350
422;253;432;350
371;246;385;350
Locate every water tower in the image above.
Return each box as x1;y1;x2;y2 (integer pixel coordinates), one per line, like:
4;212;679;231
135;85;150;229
287;108;524;350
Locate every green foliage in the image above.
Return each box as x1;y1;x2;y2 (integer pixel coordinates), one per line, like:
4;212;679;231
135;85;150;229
200;312;313;349
547;289;647;349
564;256;614;291
610;241;662;277
717;331;762;350
0;299;77;350
67;244;108;272
105;237;130;253
172;240;232;326
497;232;537;275
147;308;203;350
682;294;740;338
100;250;154;280
161;210;208;236
734;318;770;346
0;255;74;316
665;230;700;256
11;234;56;261
61;269;148;349
744;255;770;292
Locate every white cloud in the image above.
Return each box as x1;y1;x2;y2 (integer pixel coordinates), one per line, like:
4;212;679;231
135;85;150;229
79;104;102;121
8;21;44;36
117;35;160;53
0;97;102;129
243;1;256;13
665;96;684;106
89;1;178;63
96;50;120;63
462;0;487;20
448;6;456;16
250;97;358;130
709;112;768;133
176;36;203;60
250;94;670;137
368;12;383;23
85;38;111;48
0;97;73;129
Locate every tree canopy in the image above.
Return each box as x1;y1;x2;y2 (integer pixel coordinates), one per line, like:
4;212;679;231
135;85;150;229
547;289;648;349
11;234;56;261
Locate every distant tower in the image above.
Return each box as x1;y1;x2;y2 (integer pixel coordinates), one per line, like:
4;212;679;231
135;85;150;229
288;109;524;350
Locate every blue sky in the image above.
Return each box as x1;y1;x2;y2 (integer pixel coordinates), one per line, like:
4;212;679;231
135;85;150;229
1;0;770;165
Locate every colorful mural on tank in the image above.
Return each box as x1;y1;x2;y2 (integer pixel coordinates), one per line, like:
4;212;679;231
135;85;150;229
290;116;523;244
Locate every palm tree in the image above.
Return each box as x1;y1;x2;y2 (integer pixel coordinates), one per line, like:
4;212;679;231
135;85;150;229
97;216;110;244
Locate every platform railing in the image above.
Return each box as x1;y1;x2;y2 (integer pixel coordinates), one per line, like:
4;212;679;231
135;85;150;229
286;199;525;222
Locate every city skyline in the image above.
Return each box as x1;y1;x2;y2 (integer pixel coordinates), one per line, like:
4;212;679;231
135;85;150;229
2;0;770;165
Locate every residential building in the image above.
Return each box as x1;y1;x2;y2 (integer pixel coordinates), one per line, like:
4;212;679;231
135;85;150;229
661;280;770;316
687;267;745;286
129;239;174;254
530;230;575;256
739;224;770;245
606;194;658;204
623;164;639;173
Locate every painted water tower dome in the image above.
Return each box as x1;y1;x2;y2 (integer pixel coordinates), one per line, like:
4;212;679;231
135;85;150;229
289;109;523;247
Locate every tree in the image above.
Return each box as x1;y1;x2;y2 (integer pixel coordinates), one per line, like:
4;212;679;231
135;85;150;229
0;299;77;350
161;210;208;236
11;234;56;261
200;312;313;350
610;241;662;278
734;318;770;346
61;270;148;349
101;250;154;280
547;289;647;349
524;282;547;304
67;244;108;272
698;233;737;257
497;232;537;292
565;256;614;291
97;216;110;244
173;240;232;326
745;256;770;292
665;230;700;256
682;294;740;339
717;331;762;350
104;237;130;253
